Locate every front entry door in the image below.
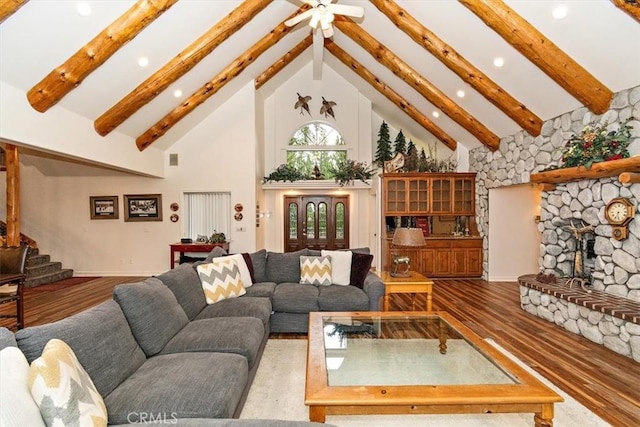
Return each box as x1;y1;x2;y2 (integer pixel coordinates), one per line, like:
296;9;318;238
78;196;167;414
284;195;349;252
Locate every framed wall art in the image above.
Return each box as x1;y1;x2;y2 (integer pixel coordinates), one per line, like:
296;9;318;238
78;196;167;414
90;196;119;220
124;194;163;222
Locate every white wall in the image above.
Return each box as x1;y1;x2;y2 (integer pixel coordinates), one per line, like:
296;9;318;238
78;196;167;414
488;184;541;281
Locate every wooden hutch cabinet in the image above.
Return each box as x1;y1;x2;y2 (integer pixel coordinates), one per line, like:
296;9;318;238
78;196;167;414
382;172;482;278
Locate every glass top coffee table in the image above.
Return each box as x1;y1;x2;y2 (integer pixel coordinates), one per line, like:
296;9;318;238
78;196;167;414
305;311;562;426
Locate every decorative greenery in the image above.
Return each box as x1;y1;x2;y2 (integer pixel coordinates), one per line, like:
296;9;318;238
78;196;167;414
330;159;375;187
374;121;393;167
393;129;407;156
560;117;634;169
262;164;310;183
416;144;457;172
209;231;226;243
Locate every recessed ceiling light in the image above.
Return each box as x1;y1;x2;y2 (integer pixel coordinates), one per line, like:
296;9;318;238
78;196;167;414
137;57;149;67
76;2;92;17
456;90;465;98
552;5;568;20
493;57;505;67
173;89;183;98
432;111;440;118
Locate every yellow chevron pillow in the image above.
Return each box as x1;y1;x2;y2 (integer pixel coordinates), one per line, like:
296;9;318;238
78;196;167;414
197;258;246;304
300;255;332;286
28;339;107;427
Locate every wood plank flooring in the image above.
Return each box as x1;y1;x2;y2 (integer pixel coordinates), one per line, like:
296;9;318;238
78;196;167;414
1;277;638;426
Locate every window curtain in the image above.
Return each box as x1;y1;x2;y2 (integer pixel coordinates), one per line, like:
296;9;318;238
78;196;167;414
183;192;231;240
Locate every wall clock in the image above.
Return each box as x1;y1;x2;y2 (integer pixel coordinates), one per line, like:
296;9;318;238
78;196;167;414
604;197;635;240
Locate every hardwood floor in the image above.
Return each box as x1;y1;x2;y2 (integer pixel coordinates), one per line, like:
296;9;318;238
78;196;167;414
2;277;638;426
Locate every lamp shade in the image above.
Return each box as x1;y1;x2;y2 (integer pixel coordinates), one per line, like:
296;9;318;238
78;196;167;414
392;228;426;247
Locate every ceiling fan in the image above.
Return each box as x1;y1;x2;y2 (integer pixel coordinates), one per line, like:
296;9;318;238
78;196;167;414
285;0;364;38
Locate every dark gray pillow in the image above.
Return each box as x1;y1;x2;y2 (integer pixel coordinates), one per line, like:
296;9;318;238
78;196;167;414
113;278;189;357
15;300;146;397
250;249;267;282
203;246;229;263
0;327;16;349
266;249;310;283
157;262;206;320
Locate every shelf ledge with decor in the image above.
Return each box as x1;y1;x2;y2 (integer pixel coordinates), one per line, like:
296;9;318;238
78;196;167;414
262;180;373;190
530;156;640;188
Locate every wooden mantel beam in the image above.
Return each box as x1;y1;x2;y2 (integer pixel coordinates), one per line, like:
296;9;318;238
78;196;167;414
5;144;20;247
611;0;640;22
27;0;178;113
136;6;304;150
0;0;28;24
459;0;614;114
255;35;313;90
370;0;542;137
334;16;500;151
325;39;457;151
96;0;272;136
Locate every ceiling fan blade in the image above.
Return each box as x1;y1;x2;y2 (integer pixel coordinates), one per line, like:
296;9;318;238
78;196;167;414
328;4;364;18
309;9;322;29
284;9;314;27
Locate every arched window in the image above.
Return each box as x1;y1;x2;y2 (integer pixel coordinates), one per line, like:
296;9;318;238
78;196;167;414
287;122;347;179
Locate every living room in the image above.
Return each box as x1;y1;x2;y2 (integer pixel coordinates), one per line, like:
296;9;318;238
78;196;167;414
1;1;640;426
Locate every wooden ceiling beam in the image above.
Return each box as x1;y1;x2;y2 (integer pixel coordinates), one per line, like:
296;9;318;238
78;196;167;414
459;0;613;114
96;0;272;136
255;35;313;90
0;0;28;24
334;16;500;151
27;0;178;113
371;0;542;137
136;7;303;151
325;39;457;151
611;0;640;22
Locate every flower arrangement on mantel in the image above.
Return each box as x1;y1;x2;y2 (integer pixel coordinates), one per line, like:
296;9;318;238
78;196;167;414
553;116;634;170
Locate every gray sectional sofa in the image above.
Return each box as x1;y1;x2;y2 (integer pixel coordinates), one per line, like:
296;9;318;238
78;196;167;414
0;247;383;426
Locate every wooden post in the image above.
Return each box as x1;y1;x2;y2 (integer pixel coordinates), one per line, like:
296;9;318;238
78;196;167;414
5;144;20;247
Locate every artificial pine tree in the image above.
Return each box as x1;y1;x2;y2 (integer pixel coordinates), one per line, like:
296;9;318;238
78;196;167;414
407;139;416;156
394;130;407;156
374;121;393;167
404;143;418;172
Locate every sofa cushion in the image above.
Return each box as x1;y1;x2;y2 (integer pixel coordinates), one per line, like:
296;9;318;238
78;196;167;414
249;249;267;283
350;252;374;289
317;285;369;311
0;326;16;349
29;339;108;427
198;258;247;304
300;255;332;286
15;300;146;398
272;283;319;313
321;250;352;286
242;282;277;298
266;249;309;283
161;317;264;367
156;262;207;320
0;346;46;427
195;296;272;331
113;278;190;357
203;245;229;262
104;352;248;424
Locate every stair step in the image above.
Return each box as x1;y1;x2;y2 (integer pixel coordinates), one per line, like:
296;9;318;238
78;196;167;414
26;261;62;277
26;254;50;267
25;269;74;288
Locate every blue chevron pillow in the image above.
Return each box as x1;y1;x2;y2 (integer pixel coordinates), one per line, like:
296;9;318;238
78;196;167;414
300;255;332;286
197;258;246;304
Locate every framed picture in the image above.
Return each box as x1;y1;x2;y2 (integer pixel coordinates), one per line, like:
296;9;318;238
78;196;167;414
90;196;119;220
124;194;163;222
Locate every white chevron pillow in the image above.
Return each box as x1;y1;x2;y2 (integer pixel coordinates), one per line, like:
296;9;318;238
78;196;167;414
300;255;332;286
197;258;246;304
28;339;107;427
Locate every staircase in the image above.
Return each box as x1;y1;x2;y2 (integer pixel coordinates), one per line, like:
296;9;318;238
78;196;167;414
24;247;74;288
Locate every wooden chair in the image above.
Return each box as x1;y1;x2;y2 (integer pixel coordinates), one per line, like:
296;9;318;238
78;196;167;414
0;245;29;330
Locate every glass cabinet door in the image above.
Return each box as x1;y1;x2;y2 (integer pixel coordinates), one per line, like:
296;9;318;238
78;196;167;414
385;179;407;214
431;179;451;213
408;178;429;213
454;178;474;214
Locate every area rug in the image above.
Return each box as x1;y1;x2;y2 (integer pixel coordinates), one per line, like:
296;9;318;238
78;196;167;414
240;339;610;427
26;277;99;292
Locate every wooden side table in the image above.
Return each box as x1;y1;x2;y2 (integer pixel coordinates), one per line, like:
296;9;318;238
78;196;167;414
375;270;434;312
169;242;229;268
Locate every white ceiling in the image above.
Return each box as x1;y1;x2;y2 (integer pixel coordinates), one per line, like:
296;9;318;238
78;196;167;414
1;0;639;155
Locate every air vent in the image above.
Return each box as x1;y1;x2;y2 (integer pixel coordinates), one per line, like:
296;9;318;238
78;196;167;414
169;153;178;166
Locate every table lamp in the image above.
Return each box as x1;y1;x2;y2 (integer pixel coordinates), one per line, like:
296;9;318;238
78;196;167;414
391;227;426;277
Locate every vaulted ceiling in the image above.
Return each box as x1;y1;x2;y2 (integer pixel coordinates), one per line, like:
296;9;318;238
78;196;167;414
1;0;639;156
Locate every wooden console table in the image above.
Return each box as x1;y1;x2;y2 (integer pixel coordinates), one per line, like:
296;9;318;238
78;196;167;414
169;242;229;268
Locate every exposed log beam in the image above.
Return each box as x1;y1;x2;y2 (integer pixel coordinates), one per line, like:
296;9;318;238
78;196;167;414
325;39;457;151
255;35;313;90
618;172;640;184
5;144;20;247
371;0;542;137
459;0;613;114
96;0;272;136
0;0;28;24
136;7;303;150
611;0;640;22
27;0;178;113
334;16;500;151
530;157;640;185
